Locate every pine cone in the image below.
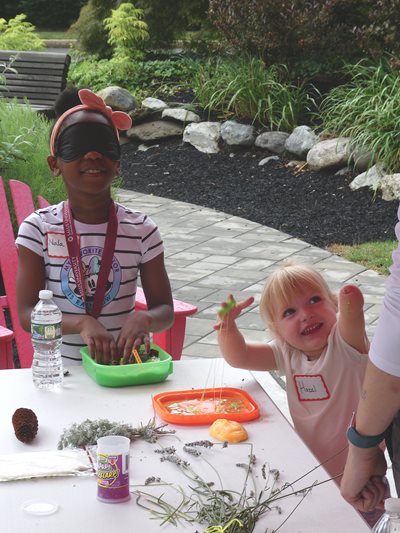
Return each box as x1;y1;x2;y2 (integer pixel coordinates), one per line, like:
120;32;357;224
12;408;38;443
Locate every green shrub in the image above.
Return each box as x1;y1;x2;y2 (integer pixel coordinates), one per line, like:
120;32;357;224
319;59;400;173
68;54;198;99
104;3;149;60
70;0;115;58
2;0;85;30
0;14;44;51
208;0;372;70
192;56;313;130
358;0;400;58
0;100;65;205
68;54;140;92
135;0;210;48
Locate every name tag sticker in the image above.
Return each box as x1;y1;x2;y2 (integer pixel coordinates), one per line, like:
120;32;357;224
293;374;330;402
47;232;70;258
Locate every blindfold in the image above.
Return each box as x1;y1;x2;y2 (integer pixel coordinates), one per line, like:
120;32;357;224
56;122;121;162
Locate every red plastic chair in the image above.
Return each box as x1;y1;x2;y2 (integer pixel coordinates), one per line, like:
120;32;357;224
0;177;197;368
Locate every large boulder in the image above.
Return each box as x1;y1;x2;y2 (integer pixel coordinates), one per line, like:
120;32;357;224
255;131;289;154
183;122;221;154
284;126;318;159
307;137;351;171
97;86;137;112
127;120;183;141
349;164;386;191
162;108;201;124
348;144;374;172
141;97;168;111
380;174;400;201
220;120;255;146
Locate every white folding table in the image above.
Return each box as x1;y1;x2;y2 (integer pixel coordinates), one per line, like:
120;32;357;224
0;359;370;532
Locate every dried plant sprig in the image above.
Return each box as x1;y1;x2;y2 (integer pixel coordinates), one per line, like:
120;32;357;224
185;440;214;448
57;418;175;449
134;441;339;532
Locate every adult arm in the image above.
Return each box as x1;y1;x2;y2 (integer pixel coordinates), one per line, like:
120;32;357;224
341;360;400;510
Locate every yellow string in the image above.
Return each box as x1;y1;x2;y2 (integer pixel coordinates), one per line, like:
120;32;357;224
205;518;244;532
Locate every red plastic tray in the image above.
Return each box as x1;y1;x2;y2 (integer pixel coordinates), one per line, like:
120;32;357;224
152;387;260;425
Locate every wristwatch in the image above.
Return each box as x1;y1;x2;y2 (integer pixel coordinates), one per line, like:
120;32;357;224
347;412;386;449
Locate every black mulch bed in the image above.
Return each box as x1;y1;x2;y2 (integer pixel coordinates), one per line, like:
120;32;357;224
121;137;399;248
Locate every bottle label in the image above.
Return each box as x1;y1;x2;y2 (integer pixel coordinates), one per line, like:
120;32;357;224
31;322;62;341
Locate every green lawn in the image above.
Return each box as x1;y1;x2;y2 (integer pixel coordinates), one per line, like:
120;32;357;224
38;31;75;40
327;240;397;276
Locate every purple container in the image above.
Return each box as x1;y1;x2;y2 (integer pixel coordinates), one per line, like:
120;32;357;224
96;436;130;503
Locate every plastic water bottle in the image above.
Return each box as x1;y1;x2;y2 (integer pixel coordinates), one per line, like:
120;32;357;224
373;498;400;532
31;290;63;390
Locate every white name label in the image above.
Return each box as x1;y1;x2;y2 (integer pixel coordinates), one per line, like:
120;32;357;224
47;232;69;258
293;374;330;402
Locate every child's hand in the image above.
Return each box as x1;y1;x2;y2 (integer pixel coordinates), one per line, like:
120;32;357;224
213;294;255;331
79;315;118;365
116;310;153;364
339;284;364;317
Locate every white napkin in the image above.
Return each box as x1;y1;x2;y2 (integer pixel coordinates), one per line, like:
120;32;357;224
0;449;94;482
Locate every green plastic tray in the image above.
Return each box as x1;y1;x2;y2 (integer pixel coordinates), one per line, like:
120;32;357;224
81;343;173;387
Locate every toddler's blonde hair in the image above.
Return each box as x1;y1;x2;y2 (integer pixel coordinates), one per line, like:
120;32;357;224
260;264;337;339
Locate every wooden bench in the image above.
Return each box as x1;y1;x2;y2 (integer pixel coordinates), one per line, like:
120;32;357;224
0;50;71;116
0;177;197;368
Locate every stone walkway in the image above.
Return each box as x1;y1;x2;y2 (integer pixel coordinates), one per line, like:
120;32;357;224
119;188;387;357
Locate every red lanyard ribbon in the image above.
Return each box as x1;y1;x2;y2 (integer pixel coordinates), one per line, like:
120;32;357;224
63;201;118;318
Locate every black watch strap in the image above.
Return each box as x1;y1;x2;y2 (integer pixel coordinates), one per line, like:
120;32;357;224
346;426;386;448
347;412;386;448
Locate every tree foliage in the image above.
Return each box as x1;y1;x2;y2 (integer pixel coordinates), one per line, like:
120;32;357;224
104;3;149;60
1;0;85;30
208;0;396;72
0;14;44;51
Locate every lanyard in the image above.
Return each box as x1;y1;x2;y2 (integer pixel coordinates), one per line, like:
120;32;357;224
63;201;118;318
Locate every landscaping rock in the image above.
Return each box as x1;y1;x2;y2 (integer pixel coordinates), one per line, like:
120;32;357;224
183;122;221;154
162;108;201;123
220;120;255;146
141;97;168;111
307;137;351;171
97;86;137;112
348;144;374;172
127;120;183;141
259;155;279;166
255;131;289;154
349;164;386;191
284;126;318;159
129;108;161;126
379;174;400;201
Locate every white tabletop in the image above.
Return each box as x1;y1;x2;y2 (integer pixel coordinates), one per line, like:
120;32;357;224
1;359;369;532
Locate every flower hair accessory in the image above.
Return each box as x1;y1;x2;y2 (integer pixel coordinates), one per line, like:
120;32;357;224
50;88;132;156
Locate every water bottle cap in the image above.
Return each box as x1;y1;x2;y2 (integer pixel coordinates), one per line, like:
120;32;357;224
384;497;400;512
39;290;53;300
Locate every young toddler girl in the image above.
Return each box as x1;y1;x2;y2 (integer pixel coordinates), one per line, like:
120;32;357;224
216;263;368;479
215;263;389;525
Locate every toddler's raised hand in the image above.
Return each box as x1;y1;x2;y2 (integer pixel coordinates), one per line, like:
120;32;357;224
214;294;254;331
339;284;364;317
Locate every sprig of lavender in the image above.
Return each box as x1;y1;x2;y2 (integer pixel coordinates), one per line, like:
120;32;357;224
133;441;338;532
57;418;175;449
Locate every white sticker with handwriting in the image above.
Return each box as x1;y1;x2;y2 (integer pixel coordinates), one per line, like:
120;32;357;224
293;374;330;402
47;232;69;258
